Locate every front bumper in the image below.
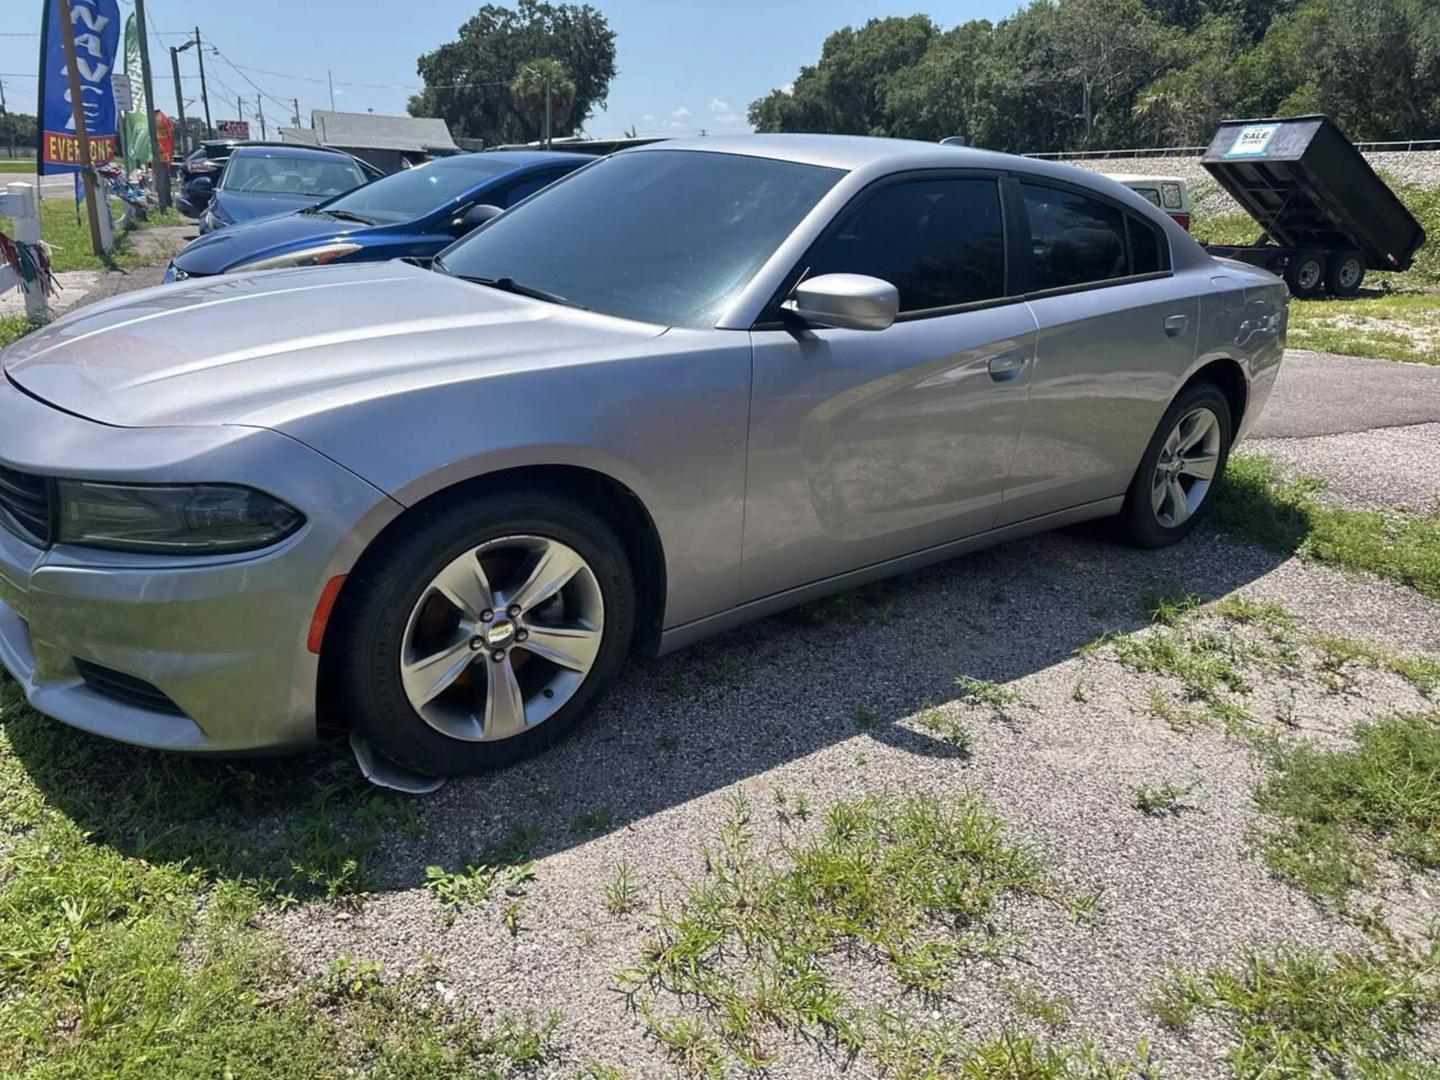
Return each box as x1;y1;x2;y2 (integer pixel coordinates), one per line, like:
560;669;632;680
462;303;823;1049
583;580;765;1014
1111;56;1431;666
0;374;400;753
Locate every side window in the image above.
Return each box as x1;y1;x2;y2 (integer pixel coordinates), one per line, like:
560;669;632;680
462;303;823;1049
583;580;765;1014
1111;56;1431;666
805;177;1006;312
499;170;567;208
1127;214;1164;276
1021;182;1130;291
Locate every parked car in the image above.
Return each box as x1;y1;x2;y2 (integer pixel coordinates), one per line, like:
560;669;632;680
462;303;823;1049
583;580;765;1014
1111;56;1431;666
0;135;1287;777
176;139;381;219
1105;173;1192;230
165;151;591;282
192;146;372;235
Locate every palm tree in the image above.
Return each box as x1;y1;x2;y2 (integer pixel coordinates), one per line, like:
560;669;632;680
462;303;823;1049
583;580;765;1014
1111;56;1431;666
511;59;577;142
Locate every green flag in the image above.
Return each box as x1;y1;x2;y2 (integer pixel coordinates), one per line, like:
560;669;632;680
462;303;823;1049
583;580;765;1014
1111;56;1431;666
122;14;151;175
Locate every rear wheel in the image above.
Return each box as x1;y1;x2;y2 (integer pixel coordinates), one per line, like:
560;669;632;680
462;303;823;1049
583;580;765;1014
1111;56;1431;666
1118;383;1233;549
330;488;636;776
1325;251;1365;297
1284;251;1326;299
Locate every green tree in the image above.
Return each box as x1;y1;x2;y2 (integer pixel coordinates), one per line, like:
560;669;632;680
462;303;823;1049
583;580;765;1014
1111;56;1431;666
409;0;616;145
749;15;939;135
510;58;577;136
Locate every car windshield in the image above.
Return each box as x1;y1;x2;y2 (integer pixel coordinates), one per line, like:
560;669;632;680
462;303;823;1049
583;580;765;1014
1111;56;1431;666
315;157;511;225
437;150;843;328
221;154;365;197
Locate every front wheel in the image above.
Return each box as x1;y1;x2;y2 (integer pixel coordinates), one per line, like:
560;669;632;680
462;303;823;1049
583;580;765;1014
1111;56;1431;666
329;488;636;776
1118;383;1233;549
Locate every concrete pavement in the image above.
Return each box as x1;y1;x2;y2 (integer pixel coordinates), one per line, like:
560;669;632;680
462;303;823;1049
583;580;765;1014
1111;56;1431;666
1250;348;1440;439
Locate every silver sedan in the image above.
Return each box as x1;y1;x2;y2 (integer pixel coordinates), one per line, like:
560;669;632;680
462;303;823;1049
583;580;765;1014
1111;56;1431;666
0;135;1287;776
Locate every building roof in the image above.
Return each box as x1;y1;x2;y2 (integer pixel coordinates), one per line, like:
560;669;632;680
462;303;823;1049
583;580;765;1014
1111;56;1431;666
281;111;460;154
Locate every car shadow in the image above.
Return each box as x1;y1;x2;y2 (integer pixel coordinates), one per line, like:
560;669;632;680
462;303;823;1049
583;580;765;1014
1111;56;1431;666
7;519;1295;899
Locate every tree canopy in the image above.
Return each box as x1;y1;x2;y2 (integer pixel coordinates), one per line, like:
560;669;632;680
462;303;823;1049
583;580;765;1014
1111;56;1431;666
409;0;616;146
750;0;1440;152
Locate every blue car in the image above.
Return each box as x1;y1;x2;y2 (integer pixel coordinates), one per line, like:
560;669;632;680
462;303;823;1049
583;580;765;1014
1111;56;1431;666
169;151;592;280
194;145;373;236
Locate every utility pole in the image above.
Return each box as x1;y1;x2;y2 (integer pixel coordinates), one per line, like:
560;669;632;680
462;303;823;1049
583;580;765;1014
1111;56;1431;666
257;95;266;140
327;70;336;112
544;69;552;149
56;0;104;257
169;46;189;157
293;97;301;128
134;0;170;207
194;28;212;137
0;77;14;162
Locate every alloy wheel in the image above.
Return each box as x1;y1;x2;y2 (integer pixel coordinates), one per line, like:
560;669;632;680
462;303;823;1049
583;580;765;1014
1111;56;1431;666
1151;406;1222;529
399;535;605;742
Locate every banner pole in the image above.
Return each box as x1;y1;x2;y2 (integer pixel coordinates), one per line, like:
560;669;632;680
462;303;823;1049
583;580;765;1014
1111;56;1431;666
134;0;169;208
56;0;105;257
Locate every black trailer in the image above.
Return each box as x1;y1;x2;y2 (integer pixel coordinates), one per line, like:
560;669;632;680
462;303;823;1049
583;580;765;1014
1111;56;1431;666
1199;115;1426;299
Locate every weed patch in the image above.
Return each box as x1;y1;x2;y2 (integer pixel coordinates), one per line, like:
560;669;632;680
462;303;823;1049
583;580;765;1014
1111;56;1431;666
1251;712;1440;902
619;792;1049;1071
1215;454;1440;601
1151;939;1440;1077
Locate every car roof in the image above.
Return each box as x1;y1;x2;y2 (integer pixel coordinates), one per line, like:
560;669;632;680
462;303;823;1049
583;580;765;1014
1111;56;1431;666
461;150;594;169
621;133;1146;191
1104;173;1187;185
225;145;365;163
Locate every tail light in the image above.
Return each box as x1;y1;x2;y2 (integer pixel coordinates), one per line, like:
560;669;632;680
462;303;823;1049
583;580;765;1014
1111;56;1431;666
1171;212;1191;231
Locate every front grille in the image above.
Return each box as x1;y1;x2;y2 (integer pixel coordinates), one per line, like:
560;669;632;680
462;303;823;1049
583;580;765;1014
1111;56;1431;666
0;464;52;545
75;659;187;717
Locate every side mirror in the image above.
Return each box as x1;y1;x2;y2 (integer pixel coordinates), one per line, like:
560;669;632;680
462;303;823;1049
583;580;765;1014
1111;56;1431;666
782;273;898;332
454;203;505;233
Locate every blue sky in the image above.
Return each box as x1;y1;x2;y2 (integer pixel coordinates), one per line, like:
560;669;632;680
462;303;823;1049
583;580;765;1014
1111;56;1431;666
2;0;1022;140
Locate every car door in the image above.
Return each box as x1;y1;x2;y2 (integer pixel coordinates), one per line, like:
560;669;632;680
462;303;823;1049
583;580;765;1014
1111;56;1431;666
741;173;1039;602
996;178;1200;526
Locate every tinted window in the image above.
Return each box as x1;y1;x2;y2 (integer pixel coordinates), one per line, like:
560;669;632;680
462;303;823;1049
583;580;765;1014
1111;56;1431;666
1021;182;1129;291
805;178;1006;312
1128;215;1164;276
221;153;365;197
439;151;842;328
318;157;513;224
498;170;569;208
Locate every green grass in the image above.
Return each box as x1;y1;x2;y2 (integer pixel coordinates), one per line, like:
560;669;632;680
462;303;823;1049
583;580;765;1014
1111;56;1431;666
0;679;567;1078
0;159;36;174
1286;291;1440;366
0;316;29;350
954;675;1018;709
1131;778;1200;817
1150;940;1440;1077
2;196;168;273
1215;454;1440;601
869;1019;1154;1080
619;790;1051;1071
1251;712;1440;902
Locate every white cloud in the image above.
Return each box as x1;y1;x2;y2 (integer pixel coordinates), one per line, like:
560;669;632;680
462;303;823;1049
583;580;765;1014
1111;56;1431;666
707;99;729;113
781;82;794;96
671;106;692;119
642;114;654;122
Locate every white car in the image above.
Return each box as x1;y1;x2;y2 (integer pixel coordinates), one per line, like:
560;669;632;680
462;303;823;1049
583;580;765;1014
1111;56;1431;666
1105;174;1191;231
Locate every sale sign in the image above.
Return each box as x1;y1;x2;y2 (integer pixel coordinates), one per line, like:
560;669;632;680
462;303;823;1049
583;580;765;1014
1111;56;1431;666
36;0;123;174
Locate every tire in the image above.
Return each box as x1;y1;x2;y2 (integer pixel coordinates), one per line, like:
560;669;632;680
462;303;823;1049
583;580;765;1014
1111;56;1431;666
1284;252;1326;299
328;487;636;777
1118;382;1233;549
1325;251;1365;298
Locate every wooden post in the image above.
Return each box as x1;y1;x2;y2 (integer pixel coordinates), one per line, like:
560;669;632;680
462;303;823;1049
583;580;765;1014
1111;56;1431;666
134;0;171;208
56;0;105;258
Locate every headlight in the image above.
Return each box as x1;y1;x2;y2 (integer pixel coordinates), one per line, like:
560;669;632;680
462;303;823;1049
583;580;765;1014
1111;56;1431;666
162;263;189;284
56;481;304;554
230;243;363;273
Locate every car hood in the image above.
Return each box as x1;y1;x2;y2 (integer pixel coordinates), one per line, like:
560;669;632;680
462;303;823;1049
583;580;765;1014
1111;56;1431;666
2;261;666;428
215;190;322;224
174;211;366;274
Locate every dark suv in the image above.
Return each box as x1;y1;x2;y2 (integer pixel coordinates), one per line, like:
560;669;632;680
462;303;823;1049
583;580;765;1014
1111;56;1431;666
175;140;383;218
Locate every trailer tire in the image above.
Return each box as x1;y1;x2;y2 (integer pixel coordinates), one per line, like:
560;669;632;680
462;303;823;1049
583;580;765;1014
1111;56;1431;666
1284;252;1326;299
1325;252;1365;298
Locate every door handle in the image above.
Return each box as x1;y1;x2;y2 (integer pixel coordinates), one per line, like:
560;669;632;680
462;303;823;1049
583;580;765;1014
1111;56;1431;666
1164;314;1190;337
987;352;1027;382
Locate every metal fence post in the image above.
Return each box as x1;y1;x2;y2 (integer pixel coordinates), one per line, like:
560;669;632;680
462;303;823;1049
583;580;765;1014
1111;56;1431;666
4;182;50;324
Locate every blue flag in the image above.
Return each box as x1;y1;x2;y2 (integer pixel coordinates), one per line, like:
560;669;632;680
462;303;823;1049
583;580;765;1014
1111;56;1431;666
37;0;122;175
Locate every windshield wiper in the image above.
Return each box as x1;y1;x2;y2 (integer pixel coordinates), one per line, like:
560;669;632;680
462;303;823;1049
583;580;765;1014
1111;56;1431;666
453;274;586;311
313;208;376;225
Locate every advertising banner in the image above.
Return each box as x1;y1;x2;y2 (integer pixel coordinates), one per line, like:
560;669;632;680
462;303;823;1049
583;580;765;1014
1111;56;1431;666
36;0;122;174
121;13;150;174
